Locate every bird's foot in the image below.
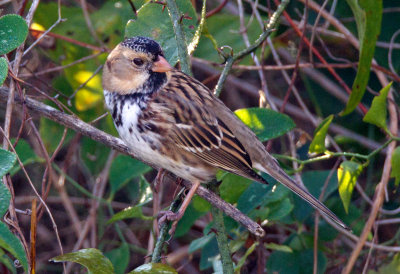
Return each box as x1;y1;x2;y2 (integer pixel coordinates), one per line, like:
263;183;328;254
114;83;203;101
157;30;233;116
157;210;183;236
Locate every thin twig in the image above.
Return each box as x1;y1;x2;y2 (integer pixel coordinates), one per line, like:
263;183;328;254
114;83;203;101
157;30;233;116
28;29;107;52
65;150;116;274
237;0;276;110
23;0;65;57
0;126;66;272
19;52;103;77
214;0;290;96
280;0;308;113
343;89;398;273
79;0;105;47
3;0;39;149
206;0;228;18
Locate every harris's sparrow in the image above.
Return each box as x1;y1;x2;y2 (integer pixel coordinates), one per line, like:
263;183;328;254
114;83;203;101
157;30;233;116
102;36;349;232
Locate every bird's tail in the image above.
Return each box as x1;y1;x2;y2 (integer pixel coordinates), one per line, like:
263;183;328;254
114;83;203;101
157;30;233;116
256;162;350;231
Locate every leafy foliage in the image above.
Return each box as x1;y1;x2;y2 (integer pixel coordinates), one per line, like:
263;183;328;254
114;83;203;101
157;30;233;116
0;0;398;273
129;263;177;273
390;146;400;186
342;0;383;115
0;150;28;273
235;108;295;142
309;115;333;154
337;161;363;213
0;14;28;55
0;57;7;86
125;0;197;66
363;82;392;131
51;248;114;274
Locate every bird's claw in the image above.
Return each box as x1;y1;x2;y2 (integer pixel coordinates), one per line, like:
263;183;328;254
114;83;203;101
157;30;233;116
157;210;183;236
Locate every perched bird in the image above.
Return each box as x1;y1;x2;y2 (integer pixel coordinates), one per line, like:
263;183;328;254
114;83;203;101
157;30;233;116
102;36;349;232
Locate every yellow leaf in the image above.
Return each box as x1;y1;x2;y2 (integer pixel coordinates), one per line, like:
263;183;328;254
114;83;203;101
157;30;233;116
73;71;102;111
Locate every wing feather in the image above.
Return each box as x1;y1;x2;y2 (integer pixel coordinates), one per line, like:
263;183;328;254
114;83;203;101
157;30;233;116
150;71;266;183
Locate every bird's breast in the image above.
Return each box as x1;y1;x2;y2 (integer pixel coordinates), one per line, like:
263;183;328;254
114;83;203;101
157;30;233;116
104;89;217;182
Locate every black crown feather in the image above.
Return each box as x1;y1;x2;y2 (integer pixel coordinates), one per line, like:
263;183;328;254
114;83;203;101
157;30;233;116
121;36;164;57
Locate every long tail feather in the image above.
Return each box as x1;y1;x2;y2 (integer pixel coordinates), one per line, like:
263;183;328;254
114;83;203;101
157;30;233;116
256;163;350;231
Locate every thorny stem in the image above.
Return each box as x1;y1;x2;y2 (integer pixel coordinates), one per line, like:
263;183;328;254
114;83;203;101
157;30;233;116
165;0;192;75
210;182;234;274
214;0;290;96
151;189;185;263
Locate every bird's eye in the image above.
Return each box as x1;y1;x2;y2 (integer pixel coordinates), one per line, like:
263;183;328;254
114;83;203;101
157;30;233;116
133;58;144;66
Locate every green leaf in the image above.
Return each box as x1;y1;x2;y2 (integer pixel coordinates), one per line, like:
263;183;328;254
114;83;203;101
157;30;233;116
195;14;271;65
345;0;366;43
264;197;294;221
265;242;293;253
81;137;112;175
0;57;7;86
338;161;363;213
104;243;129;274
128;263;177;274
175;197;208;237
39;118;73;154
234;108;295;142
390;146;400;186
107;205;153;224
125;0;197;66
192;195;211;213
108;176;154;224
51;248;114;274
0;248;16;274
342;0;383;115
199;237;219;270
363;82;392;131
0;148;16;178
188;234;214;253
0;14;28;55
309;115;333;154
109;155;152;196
234;242;257;273
10;139;44;176
267;248;326;274
368;253;400;274
0;180;28;273
292;170;339;222
237;181;272;214
219;173;252;203
0;183;11;218
0;223;28;273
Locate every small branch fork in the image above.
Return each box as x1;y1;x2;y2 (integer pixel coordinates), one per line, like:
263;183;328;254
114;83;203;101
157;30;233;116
213;0;290;96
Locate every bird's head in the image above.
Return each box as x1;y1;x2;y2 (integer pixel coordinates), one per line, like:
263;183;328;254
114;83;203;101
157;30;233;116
102;36;173;95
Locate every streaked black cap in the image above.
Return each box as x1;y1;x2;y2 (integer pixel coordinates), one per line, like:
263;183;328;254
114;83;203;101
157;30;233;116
121;36;164;57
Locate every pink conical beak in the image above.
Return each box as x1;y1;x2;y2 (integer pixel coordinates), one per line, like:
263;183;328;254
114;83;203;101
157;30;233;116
152;56;173;72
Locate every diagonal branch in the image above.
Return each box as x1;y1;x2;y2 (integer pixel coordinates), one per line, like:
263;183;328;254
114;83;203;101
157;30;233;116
0;87;265;238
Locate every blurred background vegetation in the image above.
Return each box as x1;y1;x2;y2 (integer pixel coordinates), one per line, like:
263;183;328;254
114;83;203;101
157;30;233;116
0;0;399;273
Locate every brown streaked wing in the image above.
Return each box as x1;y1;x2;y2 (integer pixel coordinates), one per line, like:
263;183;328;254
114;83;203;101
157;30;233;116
152;75;264;182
